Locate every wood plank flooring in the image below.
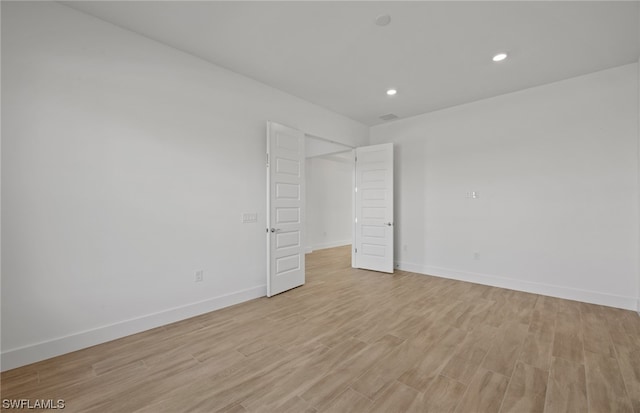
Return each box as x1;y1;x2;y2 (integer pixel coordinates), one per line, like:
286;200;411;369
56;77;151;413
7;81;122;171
2;245;639;412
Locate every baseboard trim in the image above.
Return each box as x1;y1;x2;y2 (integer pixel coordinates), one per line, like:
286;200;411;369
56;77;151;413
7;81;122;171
311;240;351;251
396;261;638;311
1;285;266;372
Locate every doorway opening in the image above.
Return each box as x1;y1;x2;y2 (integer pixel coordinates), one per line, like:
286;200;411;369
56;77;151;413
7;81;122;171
305;144;354;255
266;122;394;297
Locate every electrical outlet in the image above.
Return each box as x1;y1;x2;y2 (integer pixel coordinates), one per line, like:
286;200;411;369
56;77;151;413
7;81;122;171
474;252;480;260
195;270;204;282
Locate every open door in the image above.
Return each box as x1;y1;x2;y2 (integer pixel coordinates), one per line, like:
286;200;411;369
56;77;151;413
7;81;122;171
266;122;306;297
354;143;394;273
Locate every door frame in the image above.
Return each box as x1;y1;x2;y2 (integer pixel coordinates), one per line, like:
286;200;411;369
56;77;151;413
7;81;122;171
267;123;394;297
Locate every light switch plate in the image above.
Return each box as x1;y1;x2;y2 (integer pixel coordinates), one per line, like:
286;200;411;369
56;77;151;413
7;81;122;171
242;212;257;223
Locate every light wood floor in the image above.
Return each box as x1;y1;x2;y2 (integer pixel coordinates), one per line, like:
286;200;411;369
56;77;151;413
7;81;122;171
2;245;639;412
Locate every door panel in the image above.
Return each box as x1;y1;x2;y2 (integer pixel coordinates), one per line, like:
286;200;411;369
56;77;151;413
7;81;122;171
354;143;394;273
267;122;306;296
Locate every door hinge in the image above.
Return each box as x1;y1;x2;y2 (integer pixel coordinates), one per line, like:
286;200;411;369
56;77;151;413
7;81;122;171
355;156;357;162
266;153;269;167
355;248;358;253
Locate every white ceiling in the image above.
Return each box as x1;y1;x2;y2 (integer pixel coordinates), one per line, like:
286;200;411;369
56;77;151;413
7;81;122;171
62;1;639;126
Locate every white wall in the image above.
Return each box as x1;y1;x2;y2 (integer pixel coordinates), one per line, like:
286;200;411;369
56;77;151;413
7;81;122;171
0;2;368;370
306;155;353;251
371;63;639;310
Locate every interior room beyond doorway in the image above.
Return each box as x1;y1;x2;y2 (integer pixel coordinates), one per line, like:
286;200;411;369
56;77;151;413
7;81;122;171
305;135;353;254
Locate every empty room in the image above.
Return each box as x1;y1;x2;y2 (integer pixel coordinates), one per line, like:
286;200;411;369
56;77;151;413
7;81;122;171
1;1;639;412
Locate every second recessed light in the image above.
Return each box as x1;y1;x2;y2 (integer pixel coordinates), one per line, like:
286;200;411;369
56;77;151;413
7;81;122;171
492;52;508;62
386;89;397;96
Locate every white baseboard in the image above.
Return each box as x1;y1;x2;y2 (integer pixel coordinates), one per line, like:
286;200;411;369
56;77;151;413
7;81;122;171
396;261;638;311
311;240;351;251
1;285;266;372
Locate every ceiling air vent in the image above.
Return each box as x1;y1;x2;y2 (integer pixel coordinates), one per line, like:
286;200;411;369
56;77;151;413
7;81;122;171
379;113;398;121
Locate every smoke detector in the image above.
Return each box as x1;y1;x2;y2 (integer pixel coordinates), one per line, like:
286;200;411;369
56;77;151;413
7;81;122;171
375;15;391;26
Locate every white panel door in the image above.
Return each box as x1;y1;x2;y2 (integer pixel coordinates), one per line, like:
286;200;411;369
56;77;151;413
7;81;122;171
354;143;394;273
266;122;305;297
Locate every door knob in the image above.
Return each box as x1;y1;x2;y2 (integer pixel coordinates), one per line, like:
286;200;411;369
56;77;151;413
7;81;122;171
270;228;280;232
386;222;393;226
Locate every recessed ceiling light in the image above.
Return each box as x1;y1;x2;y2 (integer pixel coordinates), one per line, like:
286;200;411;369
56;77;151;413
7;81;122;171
386;89;397;96
492;52;508;62
375;15;391;26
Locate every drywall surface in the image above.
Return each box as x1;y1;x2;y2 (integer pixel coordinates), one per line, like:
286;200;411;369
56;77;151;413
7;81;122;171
306;156;353;251
1;2;368;370
371;63;639;310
